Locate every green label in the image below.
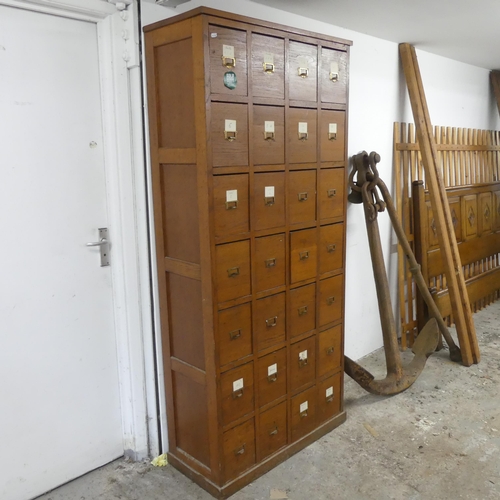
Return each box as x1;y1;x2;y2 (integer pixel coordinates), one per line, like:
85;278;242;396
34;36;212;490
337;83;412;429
223;71;237;90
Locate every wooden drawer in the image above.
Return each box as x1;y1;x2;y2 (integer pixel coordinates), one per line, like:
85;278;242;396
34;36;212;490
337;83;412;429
462;194;478;240
290;228;318;284
253;172;286;231
319;168;345;220
209;25;247;96
289;41;317;102
211;102;248;167
252;105;285;165
317;324;342;377
319;223;344;275
257;348;287;408
318;275;343;327
223;418;255;481
290;336;316;392
213;174;249;237
317;373;342;424
255;292;286;352
218;303;252;367
216;240;251;303
320;47;347;104
258;401;287;460
288;108;317;164
291;385;317;442
221;362;254;426
289;284;316;339
478;192;493;236
251;33;285;100
320;110;345;162
254;233;286;293
288;170;316;225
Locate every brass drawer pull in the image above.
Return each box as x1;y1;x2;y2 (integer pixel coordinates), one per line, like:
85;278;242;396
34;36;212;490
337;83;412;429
267;373;278;383
227;267;240;278
222;56;236;68
263;62;275;73
327;244;336;253
266;316;278;328
229;329;242;340
232;388;244;399
330;70;339;82
327;188;336;198
298;131;308;141
265;196;275;206
224;130;237;141
326;395;334;403
327;296;335;305
298;67;309;78
328;132;337;141
264;131;275;141
298;192;308;202
298;358;308;368
225;200;238;210
299;251;309;261
265;258;276;268
269;427;278;436
326;346;335;355
298;305;308;316
300;409;308;418
234;443;246;455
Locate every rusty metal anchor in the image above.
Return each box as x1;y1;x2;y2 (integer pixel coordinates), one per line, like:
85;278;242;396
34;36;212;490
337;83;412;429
344;151;456;396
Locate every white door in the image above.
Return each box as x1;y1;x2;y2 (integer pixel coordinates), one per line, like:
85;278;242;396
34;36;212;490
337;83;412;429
0;5;123;500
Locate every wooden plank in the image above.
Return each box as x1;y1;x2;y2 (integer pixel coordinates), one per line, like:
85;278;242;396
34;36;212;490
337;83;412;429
158;147;197;164
491;71;500;117
399;43;478;365
164;256;202;280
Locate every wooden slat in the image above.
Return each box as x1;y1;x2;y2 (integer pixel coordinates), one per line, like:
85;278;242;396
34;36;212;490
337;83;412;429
164;256;202;280
171;356;207;386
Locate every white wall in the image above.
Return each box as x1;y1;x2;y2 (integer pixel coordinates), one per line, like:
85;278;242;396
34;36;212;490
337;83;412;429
140;0;500;365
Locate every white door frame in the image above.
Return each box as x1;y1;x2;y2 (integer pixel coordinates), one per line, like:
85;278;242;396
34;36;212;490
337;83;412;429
1;0;158;460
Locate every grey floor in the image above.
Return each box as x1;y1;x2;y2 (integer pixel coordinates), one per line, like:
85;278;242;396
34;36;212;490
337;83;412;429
38;301;500;500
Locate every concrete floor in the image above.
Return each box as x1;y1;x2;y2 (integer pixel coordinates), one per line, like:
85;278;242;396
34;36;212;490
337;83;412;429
37;301;500;500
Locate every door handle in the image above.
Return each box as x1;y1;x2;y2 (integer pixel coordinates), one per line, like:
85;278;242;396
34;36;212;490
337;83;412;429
86;228;110;267
86;240;107;247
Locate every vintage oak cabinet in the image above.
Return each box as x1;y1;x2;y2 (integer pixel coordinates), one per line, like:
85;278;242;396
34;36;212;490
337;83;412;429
144;8;351;498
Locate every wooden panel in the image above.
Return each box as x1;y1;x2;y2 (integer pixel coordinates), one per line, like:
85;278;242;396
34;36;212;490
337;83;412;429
319;223;344;275
258;401;287;460
162;164;200;263
320;110;345;162
167;273;205;370
155;39;196;149
255;292;286;352
288;170;316;225
288;108;317;164
254;233;286;293
318;274;343;327
462;194;478;241
317;325;342;377
316;373;342;424
319;168;345;220
251;33;285;100
218;303;252;367
213;174;249;237
222;418;255;481
291;385;317;442
290;336;316;392
256;348;287;407
290;228;318;284
478;192;493;236
494;191;500;231
221;361;254;426
209;25;247;96
211;102;249;167
289;41;317;102
215;240;251;303
288;284;316;339
252;105;285;165
173;372;210;466
253;172;286;230
320;47;347;104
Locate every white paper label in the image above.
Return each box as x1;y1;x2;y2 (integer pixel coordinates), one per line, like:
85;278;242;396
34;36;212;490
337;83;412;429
265;186;275;197
326;386;334;398
329;123;338;134
330;61;339;74
268;363;278;376
211;32;218;38
226;190;238;202
264;52;274;65
223;44;235;58
225;119;237;132
299;349;308;361
300;401;308;413
264;121;275;133
297;56;308;68
298;122;308;134
233;378;244;392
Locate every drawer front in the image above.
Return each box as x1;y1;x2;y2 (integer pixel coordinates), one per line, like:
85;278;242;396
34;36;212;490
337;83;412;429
320;47;347;104
221;362;254;426
255;292;286;352
478;192;492;235
223;418;256;481
319;168;345;220
254;233;286;293
252;105;285;165
209;25;247;96
258;401;287;460
290;228;318;284
288;108;317;164
211;102;249;167
317;324;342;377
216;240;251;303
291;385;317;442
253;172;286;231
251;33;285;100
318;275;343;327
289;284;316;339
319;223;344;275
320;110;345;162
213;174;249;237
289;41;317;102
290;336;316;392
218;303;252;367
288;170;317;225
257;348;287;407
317;373;342;424
462;194;478;240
